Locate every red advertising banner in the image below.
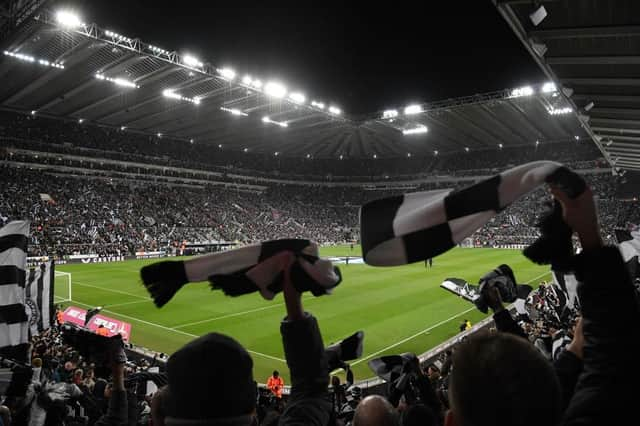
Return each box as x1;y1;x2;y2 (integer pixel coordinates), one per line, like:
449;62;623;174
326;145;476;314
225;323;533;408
63;306;132;341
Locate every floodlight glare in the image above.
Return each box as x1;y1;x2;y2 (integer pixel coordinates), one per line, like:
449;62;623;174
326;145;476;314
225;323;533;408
242;75;253;85
541;82;557;93
243;148;248;152
382;109;398;119
78;118;84;123
220;106;248;116
434;150;439;155
56;10;82;28
120;126;126;131
306;154;311;158
251;79;263;89
510;86;534;98
274;152;279;156
373;154;377;159
547;107;573;115
465;147;470;152
183;55;203;68
218;68;236;80
289;92;306;104
498;143;503;148
407;153;412;157
264;82;287;98
402;125;428;135
404;104;423;115
262;116;288;127
328;106;341;115
311;101;325;109
31;110;36;115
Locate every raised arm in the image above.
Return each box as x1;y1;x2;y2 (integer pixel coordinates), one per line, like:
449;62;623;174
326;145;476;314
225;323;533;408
279;253;332;426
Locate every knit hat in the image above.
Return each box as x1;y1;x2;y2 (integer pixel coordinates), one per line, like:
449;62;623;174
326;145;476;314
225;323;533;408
166;333;256;420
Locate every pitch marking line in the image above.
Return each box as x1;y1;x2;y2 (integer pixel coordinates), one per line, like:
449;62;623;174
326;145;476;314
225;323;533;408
65;278;151;301
173;295;314;329
351;270;552;366
106;299;151;308
70;300;286;363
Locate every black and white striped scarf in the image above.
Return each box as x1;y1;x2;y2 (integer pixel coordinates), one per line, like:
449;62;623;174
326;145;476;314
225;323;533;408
360;161;586;266
141;239;341;307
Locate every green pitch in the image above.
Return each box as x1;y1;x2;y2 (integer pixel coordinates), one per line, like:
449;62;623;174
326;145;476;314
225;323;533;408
56;246;549;383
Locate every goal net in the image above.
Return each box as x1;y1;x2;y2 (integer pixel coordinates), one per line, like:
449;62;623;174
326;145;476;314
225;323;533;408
54;270;72;304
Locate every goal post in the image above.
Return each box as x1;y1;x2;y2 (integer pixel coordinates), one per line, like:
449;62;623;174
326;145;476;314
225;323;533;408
54;270;72;304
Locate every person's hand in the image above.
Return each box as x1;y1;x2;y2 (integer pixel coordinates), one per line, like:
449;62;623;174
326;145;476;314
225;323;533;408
549;185;602;250
485;286;504;313
566;316;584;360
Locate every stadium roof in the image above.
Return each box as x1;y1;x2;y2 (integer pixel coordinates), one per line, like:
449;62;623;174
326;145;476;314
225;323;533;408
495;0;639;172
1;7;591;159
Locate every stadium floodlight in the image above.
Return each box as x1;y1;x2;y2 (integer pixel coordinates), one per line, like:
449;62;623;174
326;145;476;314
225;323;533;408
373;154;377;159
547;107;573;115
328;106;342;115
382;109;398;119
218;67;236;80
157;133;162;138
162;89;200;104
404;104;423;115
311;101;325;109
251;79;263;89
498;143;503;149
510;86;534;98
407;153;412;157
242;75;253;85
465;147;470;152
541;82;557;93
262;116;288;127
56;10;83;28
95;73;138;88
264;82;287;99
78;118;84;123
289;92;306;104
183;55;203;68
218;144;223;148
274;152;279;156
306;154;311;158
402;125;428;135
339;154;344;160
190;139;194;143
434;150;439;155
31;110;36;115
220;106;248;116
120;126;126;131
243;148;248;152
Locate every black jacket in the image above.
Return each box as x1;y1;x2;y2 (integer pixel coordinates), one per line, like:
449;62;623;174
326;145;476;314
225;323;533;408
279;313;332;426
562;247;640;425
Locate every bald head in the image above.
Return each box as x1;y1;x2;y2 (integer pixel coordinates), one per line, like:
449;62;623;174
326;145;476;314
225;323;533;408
353;395;398;426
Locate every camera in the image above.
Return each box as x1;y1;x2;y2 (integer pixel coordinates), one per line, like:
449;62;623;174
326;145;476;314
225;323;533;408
368;352;426;407
474;265;532;314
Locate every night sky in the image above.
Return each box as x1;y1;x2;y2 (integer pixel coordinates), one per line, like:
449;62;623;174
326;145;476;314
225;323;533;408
54;0;544;116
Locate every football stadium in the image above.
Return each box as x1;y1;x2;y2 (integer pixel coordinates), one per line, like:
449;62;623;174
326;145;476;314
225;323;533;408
1;1;640;425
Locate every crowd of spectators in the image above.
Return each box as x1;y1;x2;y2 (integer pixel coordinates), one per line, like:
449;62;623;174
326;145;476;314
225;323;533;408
1;163;637;258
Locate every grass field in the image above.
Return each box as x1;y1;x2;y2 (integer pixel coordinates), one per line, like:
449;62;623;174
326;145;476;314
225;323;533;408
56;246;549;383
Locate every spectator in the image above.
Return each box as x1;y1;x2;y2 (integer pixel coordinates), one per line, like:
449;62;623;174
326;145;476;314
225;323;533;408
352;395;398;426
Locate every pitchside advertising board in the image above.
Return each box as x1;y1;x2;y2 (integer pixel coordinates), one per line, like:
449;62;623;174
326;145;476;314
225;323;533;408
63;306;132;341
27;251;171;265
